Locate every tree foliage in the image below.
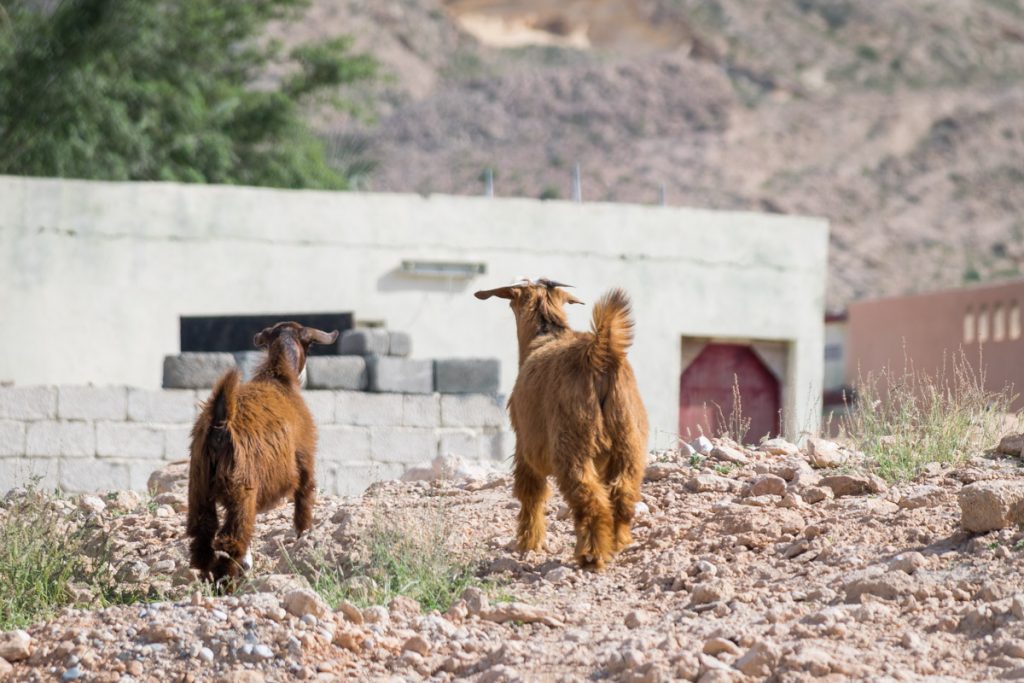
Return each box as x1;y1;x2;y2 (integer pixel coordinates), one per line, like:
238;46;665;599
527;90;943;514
0;0;376;189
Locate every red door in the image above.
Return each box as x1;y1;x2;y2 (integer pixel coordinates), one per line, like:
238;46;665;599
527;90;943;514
679;343;781;443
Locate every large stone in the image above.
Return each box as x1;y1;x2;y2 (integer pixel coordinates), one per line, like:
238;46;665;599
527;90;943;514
748;474;787;497
820;474;872;497
710;444;749;465
162;353;236;389
804;437;846;468
339;329;390;356
147;461;189;495
305;356;367;390
686;474;738;493
434;359;500;395
897;485;945;510
366;357;434;394
760;438;799;457
959;480;1024;532
0;629;31;661
997;433;1024;457
282;589;329;619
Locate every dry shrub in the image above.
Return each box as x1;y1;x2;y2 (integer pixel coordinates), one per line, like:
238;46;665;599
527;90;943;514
842;350;1019;482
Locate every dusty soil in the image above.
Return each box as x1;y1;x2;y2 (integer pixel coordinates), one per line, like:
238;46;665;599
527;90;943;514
4;441;1024;682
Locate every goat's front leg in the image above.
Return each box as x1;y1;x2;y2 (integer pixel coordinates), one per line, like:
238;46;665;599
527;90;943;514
212;486;257;585
513;456;549;553
186;496;219;580
293;449;316;537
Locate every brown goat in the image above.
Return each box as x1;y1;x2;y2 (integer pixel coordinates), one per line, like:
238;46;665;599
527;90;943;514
475;278;648;569
186;321;338;586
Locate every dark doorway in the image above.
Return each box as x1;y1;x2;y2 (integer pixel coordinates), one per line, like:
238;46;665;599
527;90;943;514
679;343;781;443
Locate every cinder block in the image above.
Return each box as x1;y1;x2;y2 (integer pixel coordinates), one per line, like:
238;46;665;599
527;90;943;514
403;394;440;428
128;389;197;423
233;351;266;381
0;457;59;492
96;422;165;459
388;332;412;358
126;459;164;493
484;429;516;462
318;425;371;461
335;391;403;427
329;461;406;497
438;428;481;459
441;394;507;428
59;458;130;493
0;421;26;457
26;421;95;457
162;353;237;389
340;329;389;356
434;358;500;395
305;356;367;391
367;357;433;394
58;386;128;420
302;390;336;425
370;426;438;464
163;425;193;461
0;386;57;420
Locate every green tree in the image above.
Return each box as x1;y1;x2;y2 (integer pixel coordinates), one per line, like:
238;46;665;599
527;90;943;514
0;0;376;189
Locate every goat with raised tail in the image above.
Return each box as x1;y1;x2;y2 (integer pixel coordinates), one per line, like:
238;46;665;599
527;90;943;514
186;322;338;586
475;278;648;569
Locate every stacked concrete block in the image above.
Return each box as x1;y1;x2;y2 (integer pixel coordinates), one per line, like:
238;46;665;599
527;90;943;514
367;356;434;394
339;328;391;356
1;383;513;497
305;356;367;390
162;353;236;389
387;332;412;358
434;358;500;395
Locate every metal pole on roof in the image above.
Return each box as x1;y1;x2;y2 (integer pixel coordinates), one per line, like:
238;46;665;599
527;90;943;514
572;163;582;203
484;168;494;197
659;184;667;206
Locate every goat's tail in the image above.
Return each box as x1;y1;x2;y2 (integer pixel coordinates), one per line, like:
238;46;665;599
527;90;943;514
586;288;635;374
187;369;240;537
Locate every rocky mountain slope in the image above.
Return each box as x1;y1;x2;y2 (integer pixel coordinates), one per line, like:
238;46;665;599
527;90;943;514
4;439;1024;681
277;0;1024;307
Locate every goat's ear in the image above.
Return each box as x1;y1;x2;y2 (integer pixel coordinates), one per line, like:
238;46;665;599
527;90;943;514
562;291;584;305
253;330;269;348
474;286;519;301
301;327;339;346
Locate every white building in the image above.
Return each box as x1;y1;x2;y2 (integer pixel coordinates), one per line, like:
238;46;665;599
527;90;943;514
0;175;828;447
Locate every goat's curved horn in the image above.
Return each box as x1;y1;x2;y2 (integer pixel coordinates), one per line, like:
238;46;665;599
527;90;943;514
538;278;573;289
301;327;339;345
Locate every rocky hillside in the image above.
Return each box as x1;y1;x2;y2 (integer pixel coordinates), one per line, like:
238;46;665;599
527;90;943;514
4;437;1024;681
276;0;1024;307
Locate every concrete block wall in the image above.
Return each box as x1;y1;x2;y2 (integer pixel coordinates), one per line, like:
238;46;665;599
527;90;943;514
0;385;512;496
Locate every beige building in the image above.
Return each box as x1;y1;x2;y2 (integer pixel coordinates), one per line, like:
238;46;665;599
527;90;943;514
0;175;829;446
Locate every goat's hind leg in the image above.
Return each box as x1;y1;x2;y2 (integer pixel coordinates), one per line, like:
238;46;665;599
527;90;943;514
513;456;549;553
293;449;315;537
212;488;257;588
603;446;643;553
557;459;614;570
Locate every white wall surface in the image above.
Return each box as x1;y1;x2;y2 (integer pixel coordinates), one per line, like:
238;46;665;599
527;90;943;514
0;176;829;445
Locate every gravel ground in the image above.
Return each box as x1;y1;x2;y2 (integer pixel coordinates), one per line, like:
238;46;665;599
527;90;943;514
4;438;1024;682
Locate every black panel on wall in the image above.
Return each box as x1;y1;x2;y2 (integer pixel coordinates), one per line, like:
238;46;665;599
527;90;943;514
180;313;354;355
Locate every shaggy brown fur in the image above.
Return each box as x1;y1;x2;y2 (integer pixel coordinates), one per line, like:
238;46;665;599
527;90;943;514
475;279;648;569
186;322;338;587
